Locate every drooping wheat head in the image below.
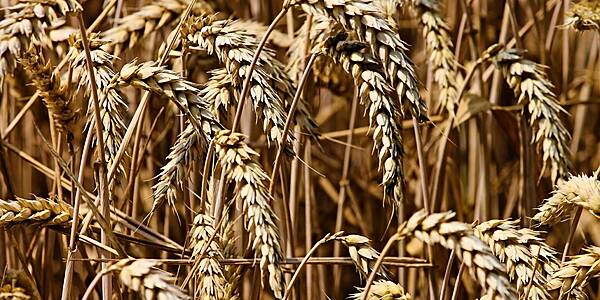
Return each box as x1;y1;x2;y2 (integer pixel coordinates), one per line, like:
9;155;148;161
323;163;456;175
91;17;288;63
400;210;517;299
493;49;571;183
0;196;73;228
334;234;387;279
107;259;190;299
474;219;560;299
546;246;600;300
532;174;600;226
564;1;600;32
214;130;285;299
322;32;405;207
351;280;412;300
284;0;427;121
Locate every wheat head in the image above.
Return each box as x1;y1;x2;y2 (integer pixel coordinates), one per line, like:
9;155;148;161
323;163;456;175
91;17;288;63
400;210;517;299
546;246;600;300
214;130;285;299
351;280;412;300
0;196;73;228
189;213;227;300
334;234;387;279
564;1;600;32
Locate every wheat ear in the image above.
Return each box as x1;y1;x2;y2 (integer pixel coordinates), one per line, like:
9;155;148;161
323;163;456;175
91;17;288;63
334;234;387;279
493;49;571;183
214;130;285;299
532;174;600;226
474;219;560;299
0;196;74;228
351;280;412;300
284;0;427;120
322;32;405;207
546;246;600;299
400;210;517;299
189;213;227;299
564;1;600;32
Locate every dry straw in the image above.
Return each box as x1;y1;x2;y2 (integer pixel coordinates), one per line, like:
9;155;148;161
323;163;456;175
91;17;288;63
400;210;517;299
351;280;412;300
214;130;285;299
322;32;405;207
532;174;600;226
564;1;600;32
546;246;600;300
493;49;571;183
0;196;73;228
474;219;560;299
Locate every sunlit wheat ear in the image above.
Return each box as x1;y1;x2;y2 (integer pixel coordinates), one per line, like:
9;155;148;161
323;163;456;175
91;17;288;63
475;219;560;300
322;32;405;208
351;280;412;300
532;174;600;226
0;0;81;87
0;269;36;300
492;49;571;183
19;46;78;132
400;210;518;299
188;213;227;299
284;0;427;121
546;246;600;300
68;36;128;179
214;130;285;299
335;234;387;279
0;196;74;228
100;0;213;55
564;1;600;32
107;259;190;299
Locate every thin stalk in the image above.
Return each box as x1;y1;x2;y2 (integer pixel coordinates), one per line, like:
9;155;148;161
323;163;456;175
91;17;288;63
450;262;466;300
561;206;583;262
360;230;403;300
439;250;456;300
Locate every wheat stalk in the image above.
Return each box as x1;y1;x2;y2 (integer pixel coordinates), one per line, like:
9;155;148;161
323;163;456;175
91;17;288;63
400;210;517;299
322;32;405;207
214;130;285;299
351;280;412;300
474;219;560;299
493;49;571;183
189;213;227;299
284;0;427;120
564;1;600;32
18;46;78;132
0;196;73;228
546;246;600;299
532;174;600;226
334;234;387;279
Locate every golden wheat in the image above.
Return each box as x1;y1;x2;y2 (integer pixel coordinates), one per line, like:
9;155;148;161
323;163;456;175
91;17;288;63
351;280;412;300
189;213;227;300
564;1;600;32
0;196;73;228
546;246;600;300
334;234;387;279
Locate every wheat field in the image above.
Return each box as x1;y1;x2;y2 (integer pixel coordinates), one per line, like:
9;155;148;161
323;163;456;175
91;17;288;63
0;0;599;299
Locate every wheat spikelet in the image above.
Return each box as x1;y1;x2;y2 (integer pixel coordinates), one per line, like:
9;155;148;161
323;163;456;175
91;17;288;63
532;174;600;226
68;36;128;178
564;1;600;32
351;280;412;300
0;196;73;228
214;130;285;299
19;46;78;132
400;210;517;299
284;0;427;120
107;259;190;299
546;246;600;299
100;0;213;55
189;213;227;300
493;49;571;183
322;32;405;207
334;234;387;279
0;282;30;300
474;219;560;299
0;0;81;87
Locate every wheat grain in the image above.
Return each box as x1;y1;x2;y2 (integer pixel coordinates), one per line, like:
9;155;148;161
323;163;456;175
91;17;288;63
400;210;517;299
322;32;405;207
564;1;600;32
189;213;227;300
493;49;571;183
0;282;30;300
334;234;387;279
546;246;600;300
19;46;78;132
474;219;560;299
214;130;285;299
107;259;190;299
284;0;427;120
0;196;73;228
532;174;600;226
351;280;412;300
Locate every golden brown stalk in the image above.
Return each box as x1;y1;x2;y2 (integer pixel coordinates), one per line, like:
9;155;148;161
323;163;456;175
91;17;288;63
546;246;600;299
400;210;518;299
474;219;560;299
322;32;405;207
0;196;73;228
284;0;427;120
107;259;190;299
564;1;600;32
189;213;227;299
493;49;571;183
351;280;412;300
214;130;285;299
532;174;600;226
19;47;78;132
334;234;387;279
